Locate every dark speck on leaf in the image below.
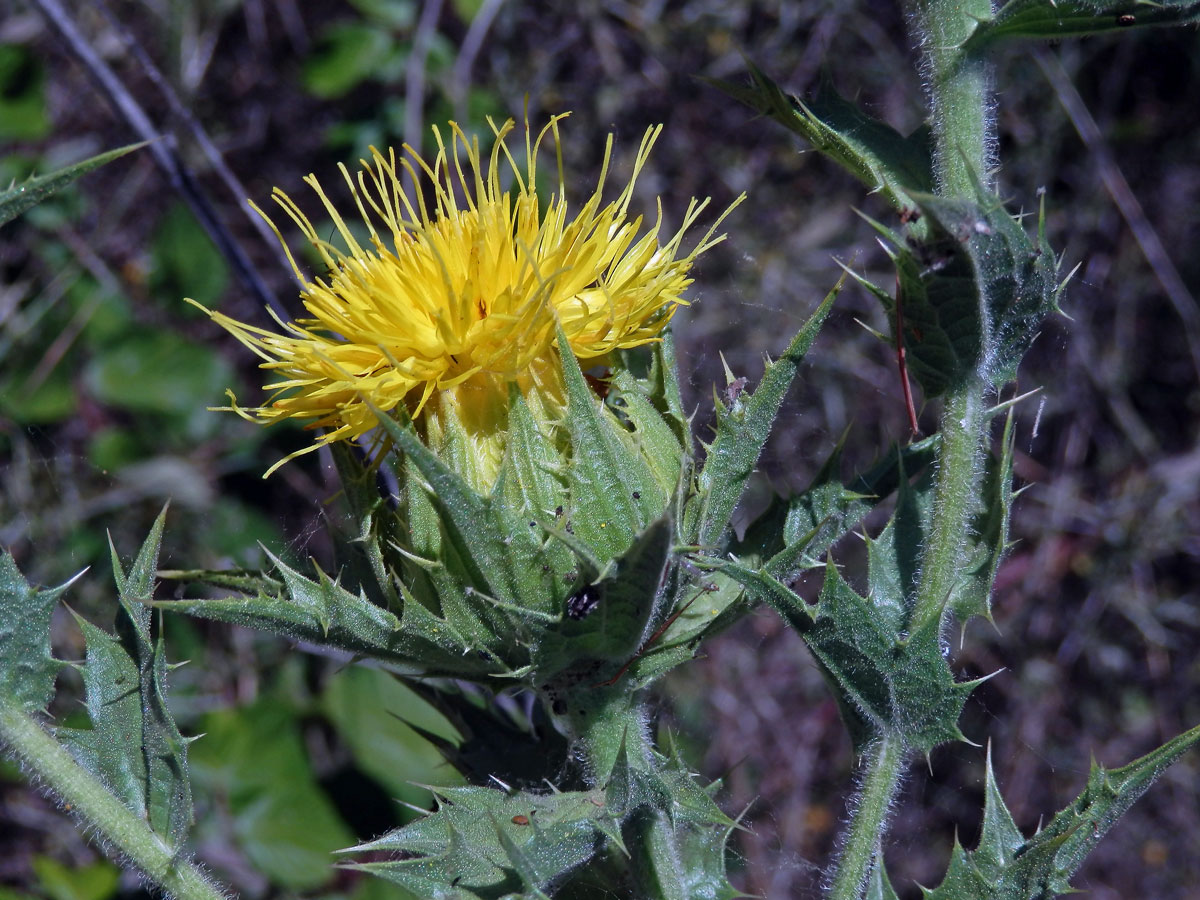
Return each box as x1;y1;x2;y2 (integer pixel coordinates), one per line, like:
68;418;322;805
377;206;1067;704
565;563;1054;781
566;584;603;619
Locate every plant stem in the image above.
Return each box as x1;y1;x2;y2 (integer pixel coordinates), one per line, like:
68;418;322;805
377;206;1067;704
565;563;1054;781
913;0;995;195
911;378;988;633
827;736;904;900
827;6;997;899
0;697;230;900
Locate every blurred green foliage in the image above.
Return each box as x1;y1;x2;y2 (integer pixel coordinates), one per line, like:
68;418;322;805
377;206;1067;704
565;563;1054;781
320;666;462;812
190;694;357;889
27;859;118;900
0;45;50;142
300;0;503;154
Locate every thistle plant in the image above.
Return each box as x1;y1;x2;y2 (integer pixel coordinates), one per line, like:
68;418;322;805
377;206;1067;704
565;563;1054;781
3;2;1200;899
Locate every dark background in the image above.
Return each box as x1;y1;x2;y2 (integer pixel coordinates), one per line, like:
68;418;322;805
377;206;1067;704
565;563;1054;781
2;1;1198;898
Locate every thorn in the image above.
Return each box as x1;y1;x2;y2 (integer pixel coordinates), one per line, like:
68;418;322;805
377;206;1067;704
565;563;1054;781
719;351;736;386
985;385;1043;418
853;317;888;342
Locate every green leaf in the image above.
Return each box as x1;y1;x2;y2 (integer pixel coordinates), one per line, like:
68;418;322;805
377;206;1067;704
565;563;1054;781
320;666;460;811
657;330;696;461
189;696;355;890
925;725;1200;899
557;325;661;560
0;46;50;141
865;859;900;900
946;412;1016;626
545;517;674;678
620;747;746;900
327;441;405;610
652;567;751;661
29;857;120;900
151;202;229;308
974;747;1026;881
158;556;496;678
302;22;396;98
711;429;1010;754
349;784;620;898
610;367;685;502
857;181;1059;397
965;0;1200;51
60;615;151;823
498;387;570;525
402;679;572;790
710;63;933;213
84;329;235;416
103;508;194;845
374;404;557;620
812;561;977;752
761;434;941;579
686;275;843;549
0;143;145;228
0;361;78;424
0;555;76;712
695;555;815;636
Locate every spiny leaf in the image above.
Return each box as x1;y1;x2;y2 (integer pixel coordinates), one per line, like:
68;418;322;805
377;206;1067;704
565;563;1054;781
1017;723;1200;892
327;440;403;610
547;517;673;674
713;432;1007;752
402;679;572;790
0;143;145;228
500;386;571;526
557;323;661;560
728;434;938;577
687;274;843;549
657;330;696;460
374;405;519;606
701;553;975;754
60;615;149;825
916;186;1059;390
654;567;752;658
924;724;1200;899
868;182;1058;398
866;859;902;900
0;555;77;713
964;0;1200;52
805;561;977;753
862;460;931;633
612;746;745;900
947;411;1016;626
975;746;1025;880
610;367;686;503
695;556;815;636
375;404;557;619
103;507;193;845
157;560;496;678
709;63;932;213
348;784;618;898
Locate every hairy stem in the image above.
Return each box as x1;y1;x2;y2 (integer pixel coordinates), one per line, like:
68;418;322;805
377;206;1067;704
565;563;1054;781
913;0;995;194
0;697;229;900
827;736;904;900
911;0;997;639
912;378;988;633
827;5;997;898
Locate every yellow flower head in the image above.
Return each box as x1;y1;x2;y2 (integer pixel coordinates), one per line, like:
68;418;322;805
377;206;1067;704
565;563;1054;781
196;114;739;482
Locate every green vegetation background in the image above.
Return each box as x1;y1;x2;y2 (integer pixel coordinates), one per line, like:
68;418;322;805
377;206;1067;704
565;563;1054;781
1;1;1198;898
